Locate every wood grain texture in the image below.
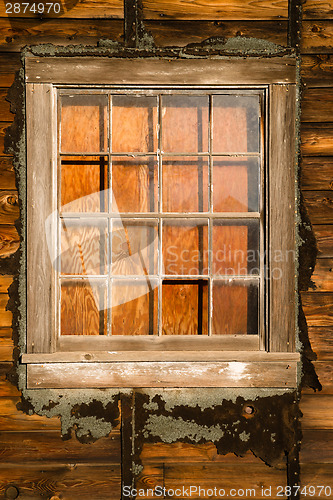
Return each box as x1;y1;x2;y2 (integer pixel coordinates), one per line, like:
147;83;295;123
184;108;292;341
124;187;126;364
25;56;297;85
0;464;121;499
300;430;333;462
302;292;333;326
0;294;11;327
301;157;333;189
313;224;333;257
302;361;333;394
0;157;15;190
303;1;333;20
146;20;288;47
0;122;11;155
310;258;333;291
301;395;333;429
269;85;296;352
0;54;20;87
142;0;289;20
302;124;333;155
0;0;124;18
0;18;123;52
0;276;13;293
0;363;20;397
0;339;13;362
0;190;18;224
302;20;333;54
27;361;298;388
302;55;333;86
303;190;333;223
0;224;19;258
308;327;333;360
0;397;60;431
0;89;12;121
302;88;333;122
301;464;333;500
26;83;56;353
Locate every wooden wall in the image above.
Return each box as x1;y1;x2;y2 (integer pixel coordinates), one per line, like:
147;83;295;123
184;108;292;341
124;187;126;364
0;1;332;498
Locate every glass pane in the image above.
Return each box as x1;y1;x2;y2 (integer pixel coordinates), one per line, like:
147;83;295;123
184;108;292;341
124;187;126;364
61;95;108;153
212;220;259;276
213;157;259;213
60;219;108;275
162;157;209;212
111;279;158;335
163;220;208;276
111;220;158;276
61;156;108;213
212;280;259;335
162;95;209;153
61;279;107;335
212;95;260;153
112;156;158;213
162;280;208;335
112;95;158;153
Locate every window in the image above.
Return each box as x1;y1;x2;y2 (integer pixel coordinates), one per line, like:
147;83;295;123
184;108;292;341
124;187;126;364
22;57;299;389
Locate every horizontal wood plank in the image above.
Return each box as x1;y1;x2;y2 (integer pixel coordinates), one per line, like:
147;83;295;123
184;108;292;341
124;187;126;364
0;53;21;87
0;339;13;362
313;225;333;258
142;0;289;20
302;361;333;394
0;157;15;190
301;464;333;500
302;88;333;122
301;395;333;429
0;122;12;156
0;397;60;431
303;1;333;20
0;190;19;224
0;1;123;18
26;361;298;388
302;20;333;54
310;259;333;292
0;294;11;327
300;429;333;463
302;292;333;326
308;327;333;360
0;224;19;258
0;276;13;293
301;124;333;156
303;190;333;223
0;363;20;397
0;89;12;121
302;55;333;87
301;157;333;189
25;56;297;85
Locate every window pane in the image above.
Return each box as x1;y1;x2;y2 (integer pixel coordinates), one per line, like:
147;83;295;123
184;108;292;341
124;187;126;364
61;279;107;335
61;95;108;153
60;219;108;275
112;156;158;212
162;157;209;212
111;279;158;335
212;95;260;153
213;157;259;213
163;220;208;276
111;220;158;276
61;156;108;213
162;280;208;335
212;220;259;276
162;95;209;153
112;95;158;153
212;280;259;335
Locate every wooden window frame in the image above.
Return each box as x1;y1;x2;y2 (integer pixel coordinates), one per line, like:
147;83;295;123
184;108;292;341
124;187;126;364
22;56;299;389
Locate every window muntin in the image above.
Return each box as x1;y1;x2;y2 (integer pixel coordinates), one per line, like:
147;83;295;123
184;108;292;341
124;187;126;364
58;89;265;341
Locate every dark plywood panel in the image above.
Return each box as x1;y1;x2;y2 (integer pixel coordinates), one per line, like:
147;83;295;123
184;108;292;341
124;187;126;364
301;124;333;156
300;430;333;463
302;292;333;326
0;224;19;258
308;327;333;360
0;157;15;190
302;55;333;87
303;1;333;20
313;225;333;258
0;431;121;464
0;18;123;52
302;89;333;122
0;1;123;18
310;258;333;292
0;53;21;87
303;190;333;223
301;157;333;190
146;20;287;47
0;464;121;499
302;20;333;54
142;0;289;20
301;395;333;429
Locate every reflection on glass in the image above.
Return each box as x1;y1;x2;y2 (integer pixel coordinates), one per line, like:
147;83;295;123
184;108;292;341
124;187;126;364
61;279;107;335
213;95;260;153
61;156;108;213
61;95;108;153
212;280;258;335
162;95;209;153
162;157;209;212
111;221;158;276
213;157;259;213
212;220;259;276
112;95;158;152
112;156;157;213
163;220;208;275
162;280;208;335
111;279;158;335
60;219;108;275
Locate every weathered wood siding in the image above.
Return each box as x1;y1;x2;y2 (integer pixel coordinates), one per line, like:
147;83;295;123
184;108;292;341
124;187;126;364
0;0;332;498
